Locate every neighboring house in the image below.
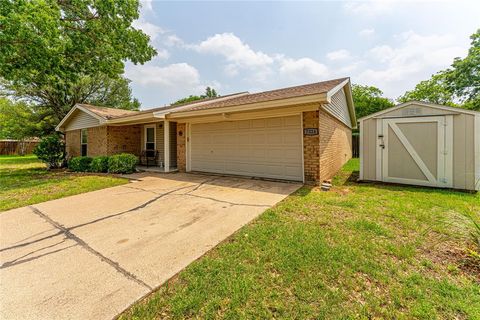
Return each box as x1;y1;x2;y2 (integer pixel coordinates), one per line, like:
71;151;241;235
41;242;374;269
359;101;480;191
56;77;356;184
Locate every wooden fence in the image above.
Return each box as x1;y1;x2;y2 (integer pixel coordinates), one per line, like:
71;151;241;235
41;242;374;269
0;140;39;156
352;134;360;158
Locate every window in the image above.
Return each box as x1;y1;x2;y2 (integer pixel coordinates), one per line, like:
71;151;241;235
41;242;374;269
81;129;88;156
145;126;155;150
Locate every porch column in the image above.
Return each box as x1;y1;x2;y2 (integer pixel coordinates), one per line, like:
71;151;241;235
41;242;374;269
164;120;170;171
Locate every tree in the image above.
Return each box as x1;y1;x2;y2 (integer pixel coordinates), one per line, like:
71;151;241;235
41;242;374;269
352;84;395;119
33;134;66;169
398;29;479;111
172;87;219;106
445;29;480;110
0;98;43;140
0;0;155;127
397;72;456;106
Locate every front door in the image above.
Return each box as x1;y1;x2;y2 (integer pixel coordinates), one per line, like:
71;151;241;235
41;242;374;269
381;116;453;188
144;125;156;150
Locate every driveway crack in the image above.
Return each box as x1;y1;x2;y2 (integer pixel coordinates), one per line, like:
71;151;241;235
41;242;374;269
28;206;153;290
182;193;271;207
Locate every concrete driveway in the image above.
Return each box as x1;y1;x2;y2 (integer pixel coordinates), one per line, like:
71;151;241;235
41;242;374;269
0;173;300;320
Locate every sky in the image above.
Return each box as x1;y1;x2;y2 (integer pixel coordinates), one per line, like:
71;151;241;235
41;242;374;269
125;0;480;109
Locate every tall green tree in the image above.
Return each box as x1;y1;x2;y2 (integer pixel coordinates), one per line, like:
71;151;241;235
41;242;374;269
172;87;219;106
398;72;456;106
0;98;44;140
352;84;395;119
0;0;156;129
398;29;479;111
445;29;480;110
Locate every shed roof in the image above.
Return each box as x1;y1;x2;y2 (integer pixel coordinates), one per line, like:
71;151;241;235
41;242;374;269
358;101;480;121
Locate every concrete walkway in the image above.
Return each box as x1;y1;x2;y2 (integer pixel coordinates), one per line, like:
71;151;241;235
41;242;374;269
0;173;301;320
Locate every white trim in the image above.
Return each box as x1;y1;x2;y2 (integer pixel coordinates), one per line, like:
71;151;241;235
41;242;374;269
443;115;454;188
324;78;357;128
164;121;170;171
359;120;364;180
376;119;383;181
80;128;88;156
300;112;305;183
144;124;156;151
55;104;105;131
358;101;479;121
475;114;480;191
325;78;350;101
325;78;357;128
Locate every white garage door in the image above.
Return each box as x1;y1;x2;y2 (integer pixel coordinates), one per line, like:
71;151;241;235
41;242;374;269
190;115;303;181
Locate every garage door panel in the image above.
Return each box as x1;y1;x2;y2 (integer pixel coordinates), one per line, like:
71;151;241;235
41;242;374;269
191;115;303;181
251;119;266;128
266;117;283;127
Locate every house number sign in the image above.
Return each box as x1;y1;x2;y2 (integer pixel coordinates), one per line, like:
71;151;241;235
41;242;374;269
303;128;319;136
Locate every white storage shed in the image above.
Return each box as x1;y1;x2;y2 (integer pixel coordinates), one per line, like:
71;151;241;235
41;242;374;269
359;101;480;191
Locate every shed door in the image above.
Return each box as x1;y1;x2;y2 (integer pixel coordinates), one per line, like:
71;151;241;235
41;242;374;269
189;115;303;181
381;116;453;188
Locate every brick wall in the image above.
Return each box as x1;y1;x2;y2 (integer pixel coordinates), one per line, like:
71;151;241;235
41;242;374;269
87;126;107;156
318;108;352;181
176;123;186;172
303;111;320;184
106;125;141;156
65;129;81;158
65;125;141;158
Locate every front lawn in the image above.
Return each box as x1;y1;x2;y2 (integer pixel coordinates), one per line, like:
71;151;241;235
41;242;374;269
0;155;128;211
122;159;480;319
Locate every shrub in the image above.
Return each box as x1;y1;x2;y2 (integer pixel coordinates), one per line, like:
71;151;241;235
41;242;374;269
68;156;93;172
108;153;138;174
90;156;110;173
33;134;65;169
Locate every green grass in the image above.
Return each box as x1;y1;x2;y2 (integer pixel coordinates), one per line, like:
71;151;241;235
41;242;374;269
122;158;480;320
0;155;128;211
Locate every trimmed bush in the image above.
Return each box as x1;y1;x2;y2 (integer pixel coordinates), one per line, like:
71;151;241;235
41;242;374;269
90;156;110;173
68;156;93;172
108;153;138;174
33;134;65;169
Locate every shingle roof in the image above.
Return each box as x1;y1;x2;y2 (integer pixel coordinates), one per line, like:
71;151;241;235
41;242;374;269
78;104;140;119
76;77;349;120
164;77;349;114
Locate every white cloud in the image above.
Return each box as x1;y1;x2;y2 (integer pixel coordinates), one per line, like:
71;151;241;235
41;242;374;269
132;19;165;41
356;30;468;97
359;28;375;37
164;34;184;47
326;49;351;61
192;33;274;74
140;0;153;12
278;57;329;81
126;62;200;87
343;0;395;16
156;48;170;59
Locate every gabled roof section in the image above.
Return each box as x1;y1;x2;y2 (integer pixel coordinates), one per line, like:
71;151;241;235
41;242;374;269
161;78;349;115
56;78;357;129
358;100;480;121
78;104;139;119
55;104;140;131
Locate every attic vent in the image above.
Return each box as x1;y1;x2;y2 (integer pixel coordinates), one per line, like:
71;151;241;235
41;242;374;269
402;107;422;116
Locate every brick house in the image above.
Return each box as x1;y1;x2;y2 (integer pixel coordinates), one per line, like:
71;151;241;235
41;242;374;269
56;77;357;185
